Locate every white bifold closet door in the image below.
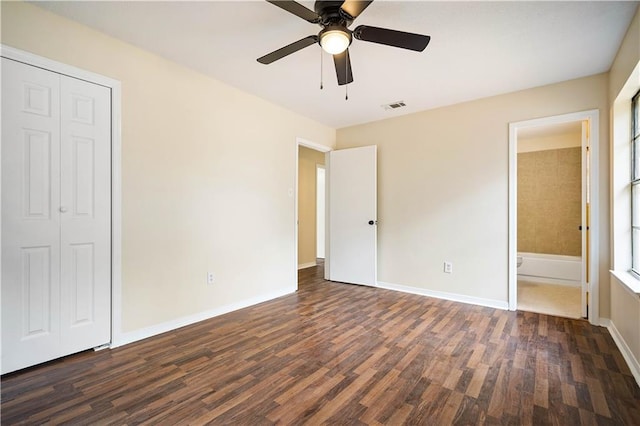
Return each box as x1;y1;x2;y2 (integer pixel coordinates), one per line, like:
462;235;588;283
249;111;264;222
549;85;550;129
1;58;111;374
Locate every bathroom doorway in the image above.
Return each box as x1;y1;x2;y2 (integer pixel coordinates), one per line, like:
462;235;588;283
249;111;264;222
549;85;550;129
516;121;583;318
508;110;599;323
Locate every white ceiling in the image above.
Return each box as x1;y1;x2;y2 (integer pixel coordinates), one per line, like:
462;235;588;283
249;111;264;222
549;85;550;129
33;1;638;129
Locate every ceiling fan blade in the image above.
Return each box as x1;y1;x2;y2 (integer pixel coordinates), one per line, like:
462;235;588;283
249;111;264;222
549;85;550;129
340;0;373;20
333;49;353;86
266;0;321;23
354;25;430;52
257;35;318;64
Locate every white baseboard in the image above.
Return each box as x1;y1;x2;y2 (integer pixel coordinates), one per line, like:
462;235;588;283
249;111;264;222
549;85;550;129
376;281;509;310
603;318;640;388
298;262;317;270
110;286;296;348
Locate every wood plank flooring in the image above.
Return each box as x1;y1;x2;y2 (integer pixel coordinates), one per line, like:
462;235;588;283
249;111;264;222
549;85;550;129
2;263;640;425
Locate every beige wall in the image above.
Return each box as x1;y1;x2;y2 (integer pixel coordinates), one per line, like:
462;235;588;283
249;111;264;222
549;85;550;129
611;277;640;368
609;6;640;377
609;5;640;103
337;73;609;309
1;2;335;335
298;146;325;267
518;147;582;256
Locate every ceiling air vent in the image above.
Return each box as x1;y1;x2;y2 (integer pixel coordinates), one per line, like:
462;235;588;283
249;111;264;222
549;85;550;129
382;101;406;111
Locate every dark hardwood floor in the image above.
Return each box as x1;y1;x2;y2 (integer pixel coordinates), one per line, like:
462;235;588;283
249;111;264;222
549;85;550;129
2;263;640;425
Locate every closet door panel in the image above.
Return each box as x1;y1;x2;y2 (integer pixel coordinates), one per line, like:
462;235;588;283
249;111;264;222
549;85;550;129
1;58;62;374
59;75;111;352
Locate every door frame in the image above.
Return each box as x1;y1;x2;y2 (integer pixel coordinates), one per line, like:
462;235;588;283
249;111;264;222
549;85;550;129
316;164;326;259
0;45;123;347
295;137;331;286
508;109;599;324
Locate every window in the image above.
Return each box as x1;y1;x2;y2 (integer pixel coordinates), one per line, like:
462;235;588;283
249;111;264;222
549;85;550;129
632;90;640;274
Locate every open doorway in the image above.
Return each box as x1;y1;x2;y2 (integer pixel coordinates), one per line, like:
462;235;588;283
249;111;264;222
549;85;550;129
297;145;325;269
296;140;330;284
296;140;378;289
516;121;584;318
508;110;600;324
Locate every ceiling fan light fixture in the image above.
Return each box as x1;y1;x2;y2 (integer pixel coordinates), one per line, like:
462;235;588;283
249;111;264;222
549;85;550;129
320;28;351;55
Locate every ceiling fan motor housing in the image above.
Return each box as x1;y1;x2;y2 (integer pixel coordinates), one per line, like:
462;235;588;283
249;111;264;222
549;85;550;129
315;1;356;53
315;1;355;25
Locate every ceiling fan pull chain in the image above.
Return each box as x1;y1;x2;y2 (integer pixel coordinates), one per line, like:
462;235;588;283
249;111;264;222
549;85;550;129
320;47;323;90
345;56;349;100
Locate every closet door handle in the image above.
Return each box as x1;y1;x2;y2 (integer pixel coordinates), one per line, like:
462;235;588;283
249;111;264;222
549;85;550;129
578;225;589;231
59;206;68;213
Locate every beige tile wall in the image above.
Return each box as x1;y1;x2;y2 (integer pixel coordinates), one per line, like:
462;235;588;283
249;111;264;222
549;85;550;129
518;147;582;256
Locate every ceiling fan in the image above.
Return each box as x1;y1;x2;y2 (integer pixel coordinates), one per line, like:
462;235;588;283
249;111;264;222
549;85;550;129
257;0;431;86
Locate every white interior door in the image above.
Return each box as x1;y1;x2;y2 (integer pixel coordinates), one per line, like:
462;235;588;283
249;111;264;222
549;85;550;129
1;58;111;374
326;145;377;286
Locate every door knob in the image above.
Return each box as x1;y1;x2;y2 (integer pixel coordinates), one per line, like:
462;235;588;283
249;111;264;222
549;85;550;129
59;206;68;213
368;220;377;225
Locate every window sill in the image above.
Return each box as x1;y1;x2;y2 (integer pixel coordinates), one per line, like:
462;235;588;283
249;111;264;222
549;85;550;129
610;270;640;295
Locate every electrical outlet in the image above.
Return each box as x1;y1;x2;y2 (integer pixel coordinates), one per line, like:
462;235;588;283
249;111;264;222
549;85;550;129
207;272;215;285
444;261;453;274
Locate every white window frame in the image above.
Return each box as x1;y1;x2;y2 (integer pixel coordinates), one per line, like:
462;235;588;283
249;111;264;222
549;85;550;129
632;90;640;277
